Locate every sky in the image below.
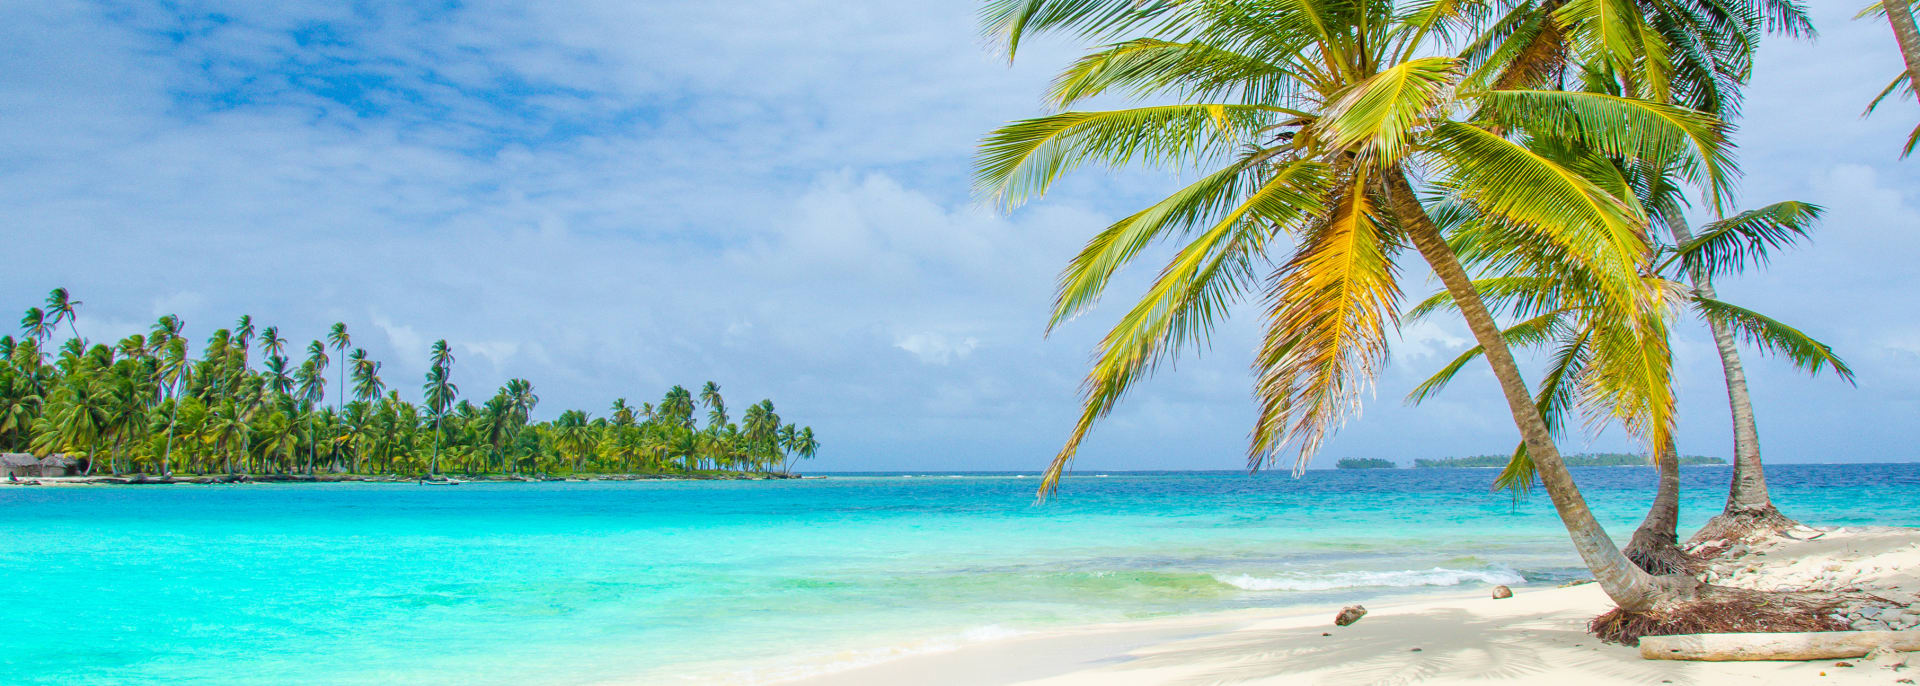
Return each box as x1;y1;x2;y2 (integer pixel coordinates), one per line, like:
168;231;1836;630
0;1;1915;472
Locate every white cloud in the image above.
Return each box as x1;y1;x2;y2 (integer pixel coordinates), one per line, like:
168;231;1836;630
893;332;979;366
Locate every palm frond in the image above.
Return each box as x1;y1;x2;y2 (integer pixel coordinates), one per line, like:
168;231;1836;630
1493;323;1595;494
1477;89;1734;203
1037;164;1329;496
1674;201;1823;278
1405;311;1562;405
1323;56;1462;163
1249;171;1402;475
981;0;1189;59
1052;157;1326;331
1048;38;1308;108
1692;296;1856;384
976;105;1280;208
1425;121;1648;315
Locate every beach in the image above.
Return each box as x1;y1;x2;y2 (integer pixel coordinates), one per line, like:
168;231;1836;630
798;526;1920;686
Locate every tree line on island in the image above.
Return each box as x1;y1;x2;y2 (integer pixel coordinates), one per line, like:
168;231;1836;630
1;289;818;479
980;0;1887;643
1335;454;1727;470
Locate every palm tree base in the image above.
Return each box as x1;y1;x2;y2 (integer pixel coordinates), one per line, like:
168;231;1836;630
1689;505;1802;548
1624;527;1698;576
1589;585;1843;646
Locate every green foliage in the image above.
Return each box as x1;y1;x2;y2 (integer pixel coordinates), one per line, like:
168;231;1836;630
0;290;821;478
1335;457;1397;469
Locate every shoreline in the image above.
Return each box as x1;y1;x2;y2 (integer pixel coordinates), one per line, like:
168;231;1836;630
770;526;1920;686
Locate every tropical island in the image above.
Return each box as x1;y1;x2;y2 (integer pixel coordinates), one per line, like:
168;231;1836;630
6;1;1920;686
1;289;818;482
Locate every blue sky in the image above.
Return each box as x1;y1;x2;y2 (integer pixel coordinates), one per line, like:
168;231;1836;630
1;1;1915;471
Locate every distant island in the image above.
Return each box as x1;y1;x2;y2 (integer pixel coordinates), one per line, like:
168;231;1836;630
1334;453;1729;470
2;288;820;482
1413;453;1727;469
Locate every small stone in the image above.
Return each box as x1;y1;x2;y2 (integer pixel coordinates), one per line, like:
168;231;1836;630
1411;648;1422;651
1321;632;1331;637
1491;585;1512;599
1835;661;1854;668
1334;605;1367;627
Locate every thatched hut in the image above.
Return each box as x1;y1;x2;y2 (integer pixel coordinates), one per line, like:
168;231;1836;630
1;453;78;478
37;455;77;477
1;453;35;478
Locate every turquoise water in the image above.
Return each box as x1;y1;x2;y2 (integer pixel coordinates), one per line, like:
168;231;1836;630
2;464;1916;684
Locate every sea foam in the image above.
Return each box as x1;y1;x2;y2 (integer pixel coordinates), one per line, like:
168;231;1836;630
1214;566;1524;592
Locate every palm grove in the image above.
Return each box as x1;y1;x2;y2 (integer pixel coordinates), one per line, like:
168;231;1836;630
980;0;1892;640
2;290;819;478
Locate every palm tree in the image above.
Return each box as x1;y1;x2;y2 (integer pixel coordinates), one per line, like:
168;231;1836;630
978;0;1733;613
794;426;818;473
504;378;538;474
349;349;383;403
300;341;328;474
20;307;52;343
553;409;593;471
423;340;457;477
327;323;350;411
1409;199;1850;571
1883;1;1920;105
232;316;255;369
44;288;81;343
661;385;695;429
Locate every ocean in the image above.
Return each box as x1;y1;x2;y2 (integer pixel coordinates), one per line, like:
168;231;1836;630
2;464;1916;684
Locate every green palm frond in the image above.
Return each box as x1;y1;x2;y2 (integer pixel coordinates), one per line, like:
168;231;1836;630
981;0;1189;59
1038;164;1328;494
1322;56;1462;162
976;104;1281;208
1048;38;1308;108
1673;201;1823;277
1404;276;1566;322
1477;90;1733;201
1865;72;1916;117
1052;157;1327;331
1425;121;1646;313
1249;171;1402;474
1493;324;1595;494
1405;311;1563;405
1553;0;1671;99
1691;296;1856;384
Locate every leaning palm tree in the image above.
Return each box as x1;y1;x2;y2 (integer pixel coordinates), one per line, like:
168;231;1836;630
45;288;81;343
1864;1;1920;155
1408;196;1851;572
20;307;52;343
1477;0;1825;548
978;0;1739;617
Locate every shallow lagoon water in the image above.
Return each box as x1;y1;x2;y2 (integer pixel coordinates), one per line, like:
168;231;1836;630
2;464;1916;684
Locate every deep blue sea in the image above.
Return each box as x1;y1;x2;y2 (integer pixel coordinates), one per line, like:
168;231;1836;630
2;464;1916;684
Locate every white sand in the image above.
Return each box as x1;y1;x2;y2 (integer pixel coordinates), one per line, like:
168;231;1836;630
786;527;1920;686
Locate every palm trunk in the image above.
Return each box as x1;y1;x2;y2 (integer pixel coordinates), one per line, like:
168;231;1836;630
1888;0;1920;104
1624;436;1689;574
1386;172;1684;612
430;417;441;478
1668;216;1798;542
